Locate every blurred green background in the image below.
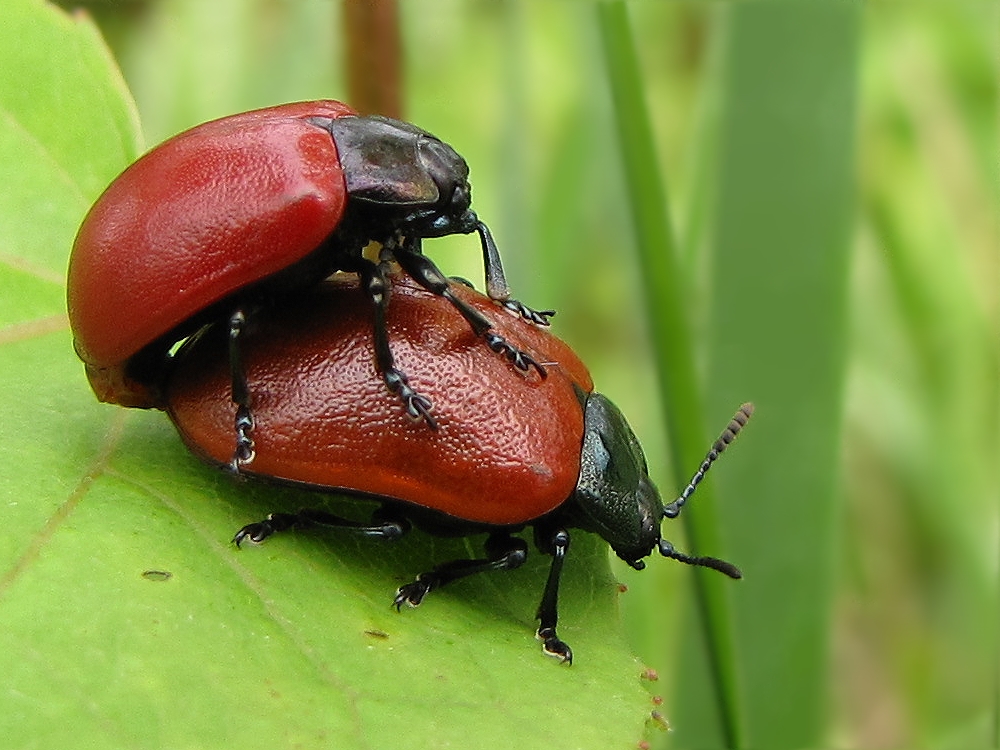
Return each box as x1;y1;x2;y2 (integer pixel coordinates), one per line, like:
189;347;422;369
7;0;997;747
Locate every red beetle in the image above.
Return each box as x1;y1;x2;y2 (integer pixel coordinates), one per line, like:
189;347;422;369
164;274;751;662
67;101;550;465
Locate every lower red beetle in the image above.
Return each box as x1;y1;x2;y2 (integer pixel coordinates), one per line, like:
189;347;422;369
164;274;751;662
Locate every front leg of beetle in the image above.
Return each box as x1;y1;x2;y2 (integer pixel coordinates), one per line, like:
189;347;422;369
392;244;547;379
474;221;555;326
535;528;572;664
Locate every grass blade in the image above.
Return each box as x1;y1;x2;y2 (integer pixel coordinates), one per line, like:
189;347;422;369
597;4;744;747
683;2;861;747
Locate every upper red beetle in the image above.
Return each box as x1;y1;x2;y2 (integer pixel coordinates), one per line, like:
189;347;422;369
164;273;751;663
67;101;551;466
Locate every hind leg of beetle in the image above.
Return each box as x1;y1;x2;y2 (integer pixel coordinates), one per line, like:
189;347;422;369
228;308;256;473
393;245;547;379
357;259;437;429
394;532;528;608
474;221;555;326
535;528;572;663
233;505;411;546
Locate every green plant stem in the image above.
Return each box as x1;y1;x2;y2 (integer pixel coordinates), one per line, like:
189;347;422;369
597;4;743;748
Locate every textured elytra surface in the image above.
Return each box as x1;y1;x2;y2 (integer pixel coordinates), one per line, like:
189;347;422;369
167;275;594;524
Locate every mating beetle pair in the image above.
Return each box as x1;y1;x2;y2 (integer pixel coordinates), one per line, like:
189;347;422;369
68;100;550;460
67;101;750;663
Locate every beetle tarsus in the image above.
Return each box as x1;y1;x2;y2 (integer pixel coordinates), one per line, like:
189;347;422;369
233;512;299;546
484;333;547;379
537;627;573;664
500;298;556;327
383;369;437;430
403;392;436;428
394;576;433;609
230;404;256;471
232;522;269;546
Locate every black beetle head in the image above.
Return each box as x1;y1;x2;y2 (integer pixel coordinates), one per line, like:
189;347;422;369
572;392;664;569
323;114;477;237
414;135;474;229
572;392;746;579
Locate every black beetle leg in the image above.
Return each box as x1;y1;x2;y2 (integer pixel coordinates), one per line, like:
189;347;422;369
392;245;547;379
498;298;556;327
394;532;528;609
233;505;411;547
535;528;572;664
474;221;555;326
357;259;437;430
228;308;256;473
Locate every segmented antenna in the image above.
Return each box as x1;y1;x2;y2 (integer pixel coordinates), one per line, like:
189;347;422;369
658;540;742;579
663;402;754;519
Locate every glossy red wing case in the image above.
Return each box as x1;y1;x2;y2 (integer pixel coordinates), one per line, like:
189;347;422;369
67;101;356;406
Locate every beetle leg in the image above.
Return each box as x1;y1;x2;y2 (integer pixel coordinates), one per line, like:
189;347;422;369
233;506;410;546
228;309;256;472
535;528;572;664
392;245;547;379
357;259;437;430
393;533;528;608
474;221;555;326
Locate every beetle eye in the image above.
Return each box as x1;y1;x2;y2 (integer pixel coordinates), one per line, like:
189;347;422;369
417;137;470;200
450;182;472;212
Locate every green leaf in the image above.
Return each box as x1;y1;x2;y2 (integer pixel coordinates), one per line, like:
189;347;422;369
0;0;140;282
0;2;652;748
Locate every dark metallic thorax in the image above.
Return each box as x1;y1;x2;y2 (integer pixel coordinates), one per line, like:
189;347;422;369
320;115;476;237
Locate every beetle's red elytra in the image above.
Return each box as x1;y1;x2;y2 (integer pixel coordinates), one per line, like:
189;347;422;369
168;275;589;524
68;102;355;406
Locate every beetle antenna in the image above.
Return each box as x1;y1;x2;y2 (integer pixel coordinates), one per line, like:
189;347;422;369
658;540;742;579
663;403;754;519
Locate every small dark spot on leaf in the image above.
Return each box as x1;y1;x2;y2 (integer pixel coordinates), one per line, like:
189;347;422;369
364;629;389;640
640;667;658;681
141;570;173;582
647;710;669;732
